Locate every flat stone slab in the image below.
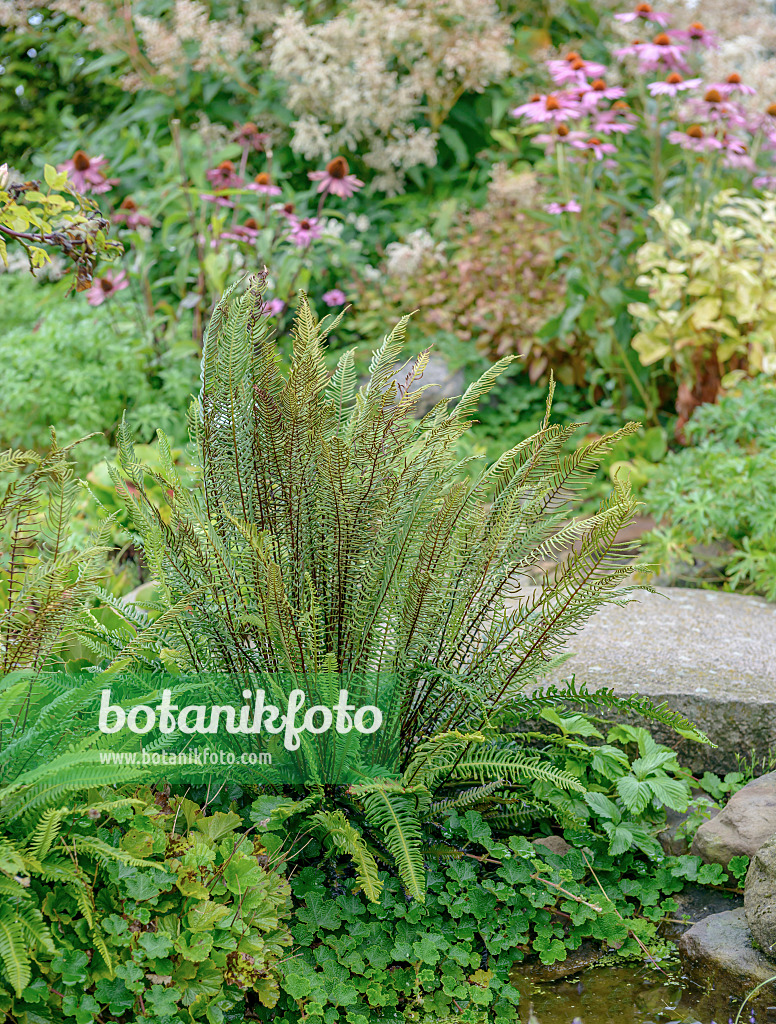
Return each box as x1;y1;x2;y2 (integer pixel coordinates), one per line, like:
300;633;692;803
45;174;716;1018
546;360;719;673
531;587;776;773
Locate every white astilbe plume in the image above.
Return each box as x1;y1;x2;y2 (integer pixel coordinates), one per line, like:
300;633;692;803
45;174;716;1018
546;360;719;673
385;229;446;279
270;0;513;193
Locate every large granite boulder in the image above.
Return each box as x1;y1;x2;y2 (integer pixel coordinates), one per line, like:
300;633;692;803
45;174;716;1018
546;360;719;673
691;772;776;868
386;354;465;419
745;834;776;959
678;908;776;999
531;587;776;774
659;795;719;857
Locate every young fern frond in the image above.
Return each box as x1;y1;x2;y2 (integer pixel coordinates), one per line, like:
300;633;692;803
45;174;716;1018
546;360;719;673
26;805;67;860
438;751;585;792
430;780;505;814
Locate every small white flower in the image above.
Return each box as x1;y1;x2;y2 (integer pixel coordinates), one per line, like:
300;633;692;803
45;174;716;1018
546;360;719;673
321;218;344;238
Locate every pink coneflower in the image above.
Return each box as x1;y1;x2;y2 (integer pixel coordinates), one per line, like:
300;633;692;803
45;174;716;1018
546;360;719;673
511;92;583;123
614;39;646;60
684;94;748;129
221;218;261;243
534;124;587;151
761;105;776;144
272;201;297;220
287;215;322;247
57;150;118;194
667;124;723;151
112;196;152;230
546;54;607;85
634;33;689;71
201;160;245;207
308;157;364;199
205;160;244;189
673;22;717;47
580;78;627;107
232;121;270;152
322;288;347;306
754;175;776;190
709;73;757;98
615;3;670;26
647;71;702;96
544;200;582;214
247;171;282;196
569;135;618;160
721;136;755;170
263;298;286;317
86;269;129;306
593;103;638;134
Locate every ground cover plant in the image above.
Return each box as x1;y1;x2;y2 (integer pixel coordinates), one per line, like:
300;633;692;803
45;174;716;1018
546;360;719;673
641;377;776;598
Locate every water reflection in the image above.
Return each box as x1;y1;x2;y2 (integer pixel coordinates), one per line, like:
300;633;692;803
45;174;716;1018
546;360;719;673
513;963;776;1024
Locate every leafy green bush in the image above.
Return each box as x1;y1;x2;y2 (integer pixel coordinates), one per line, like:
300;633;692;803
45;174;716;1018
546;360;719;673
0;274;197;469
352;176;574;386
641;378;776;599
0;9;125;165
0;161;121;284
630;194;776;429
2;792;292;1023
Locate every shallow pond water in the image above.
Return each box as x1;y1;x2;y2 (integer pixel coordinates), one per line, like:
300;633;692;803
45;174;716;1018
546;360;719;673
514;962;776;1024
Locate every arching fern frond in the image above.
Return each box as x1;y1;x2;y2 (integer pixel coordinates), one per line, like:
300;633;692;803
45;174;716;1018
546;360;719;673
358;786;428;902
312;809;383;902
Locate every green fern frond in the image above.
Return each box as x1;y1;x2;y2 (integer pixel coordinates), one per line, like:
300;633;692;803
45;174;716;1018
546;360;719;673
439;750;585;792
402;730;486;789
0;911;29;997
15;902;56;956
420;843;464;861
431;780;505;813
359;786;428;902
312;809;383;902
26;805;67;859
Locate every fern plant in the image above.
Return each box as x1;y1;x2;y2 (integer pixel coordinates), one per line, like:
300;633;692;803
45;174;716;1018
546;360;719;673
0;434;108;674
0;439;157;998
97;272;700;901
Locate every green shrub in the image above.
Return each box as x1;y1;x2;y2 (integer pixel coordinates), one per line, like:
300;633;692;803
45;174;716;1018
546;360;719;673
0;162;121;283
0;274;197;469
629;194;776;427
352;178;574;386
641;378;776;599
